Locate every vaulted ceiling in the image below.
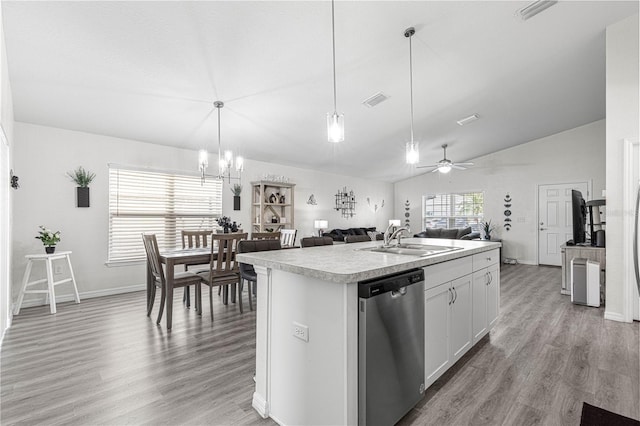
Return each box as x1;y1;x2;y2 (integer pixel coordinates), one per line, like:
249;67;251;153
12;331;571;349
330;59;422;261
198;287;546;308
3;1;638;182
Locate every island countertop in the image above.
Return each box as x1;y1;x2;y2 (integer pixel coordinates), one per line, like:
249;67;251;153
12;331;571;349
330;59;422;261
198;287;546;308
236;237;501;284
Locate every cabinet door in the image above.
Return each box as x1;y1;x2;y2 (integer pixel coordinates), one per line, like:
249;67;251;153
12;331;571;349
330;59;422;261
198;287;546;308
487;264;500;329
472;269;488;343
450;274;473;362
425;282;451;388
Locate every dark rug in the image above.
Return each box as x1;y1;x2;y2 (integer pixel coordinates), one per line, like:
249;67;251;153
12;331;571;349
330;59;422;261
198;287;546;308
581;402;640;426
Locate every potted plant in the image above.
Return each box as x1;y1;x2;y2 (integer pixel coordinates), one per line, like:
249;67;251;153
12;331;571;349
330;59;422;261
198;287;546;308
35;225;61;254
216;216;241;233
231;184;242;211
66;166;96;208
481;220;496;240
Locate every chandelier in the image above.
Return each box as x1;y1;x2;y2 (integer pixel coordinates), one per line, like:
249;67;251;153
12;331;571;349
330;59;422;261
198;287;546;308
198;101;244;184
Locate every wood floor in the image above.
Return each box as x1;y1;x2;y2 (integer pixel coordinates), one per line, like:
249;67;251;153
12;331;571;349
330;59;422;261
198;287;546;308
1;265;638;425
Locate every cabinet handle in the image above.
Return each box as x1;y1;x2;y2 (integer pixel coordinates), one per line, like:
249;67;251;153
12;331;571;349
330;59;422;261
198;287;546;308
485;271;489;286
448;288;453;305
452;287;457;304
488;271;493;285
486;257;492;261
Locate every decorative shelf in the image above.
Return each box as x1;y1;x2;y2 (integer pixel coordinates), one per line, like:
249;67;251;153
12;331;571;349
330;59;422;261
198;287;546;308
251;181;295;234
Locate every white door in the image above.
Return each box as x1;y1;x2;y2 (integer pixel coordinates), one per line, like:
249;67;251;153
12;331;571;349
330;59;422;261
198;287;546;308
538;182;589;266
449;275;472;362
424;282;451;388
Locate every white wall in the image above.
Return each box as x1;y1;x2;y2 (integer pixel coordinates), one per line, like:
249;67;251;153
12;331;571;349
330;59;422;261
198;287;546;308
11;122;393;307
605;14;639;322
394;120;606;265
0;3;15;342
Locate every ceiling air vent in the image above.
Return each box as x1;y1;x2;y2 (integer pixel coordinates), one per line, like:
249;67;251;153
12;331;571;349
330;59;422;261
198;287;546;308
516;0;557;21
362;92;389;108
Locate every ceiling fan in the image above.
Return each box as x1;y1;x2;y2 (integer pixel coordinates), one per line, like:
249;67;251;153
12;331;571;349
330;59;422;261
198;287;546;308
416;144;474;173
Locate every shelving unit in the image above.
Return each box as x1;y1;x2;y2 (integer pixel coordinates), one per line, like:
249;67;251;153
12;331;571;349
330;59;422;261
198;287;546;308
251;181;295;233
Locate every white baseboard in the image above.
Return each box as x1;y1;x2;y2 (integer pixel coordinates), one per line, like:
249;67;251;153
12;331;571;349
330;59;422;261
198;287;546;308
13;284;145;310
252;392;270;419
604;310;629;323
517;260;537;266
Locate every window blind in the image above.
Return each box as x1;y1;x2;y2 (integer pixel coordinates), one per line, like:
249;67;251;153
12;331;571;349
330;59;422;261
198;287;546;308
108;165;223;263
423;192;484;231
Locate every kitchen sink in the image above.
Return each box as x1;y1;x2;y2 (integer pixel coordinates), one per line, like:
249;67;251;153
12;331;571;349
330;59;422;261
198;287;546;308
358;244;462;257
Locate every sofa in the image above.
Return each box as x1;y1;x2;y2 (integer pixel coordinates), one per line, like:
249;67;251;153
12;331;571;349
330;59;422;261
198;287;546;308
322;227;384;242
413;226;480;240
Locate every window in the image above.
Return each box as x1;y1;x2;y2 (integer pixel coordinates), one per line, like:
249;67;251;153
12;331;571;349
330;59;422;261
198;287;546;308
108;165;222;264
422;192;484;231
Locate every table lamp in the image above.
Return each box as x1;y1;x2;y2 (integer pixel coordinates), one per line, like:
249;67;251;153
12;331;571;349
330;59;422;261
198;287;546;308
314;220;328;237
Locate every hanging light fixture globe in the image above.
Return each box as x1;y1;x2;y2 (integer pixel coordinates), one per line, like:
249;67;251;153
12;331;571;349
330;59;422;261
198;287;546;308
327;0;344;143
404;26;419;165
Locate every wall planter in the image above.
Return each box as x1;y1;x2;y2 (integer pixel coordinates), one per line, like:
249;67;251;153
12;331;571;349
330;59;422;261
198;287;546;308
233;195;241;211
231;184;242;211
77;187;90;208
66;166;96;208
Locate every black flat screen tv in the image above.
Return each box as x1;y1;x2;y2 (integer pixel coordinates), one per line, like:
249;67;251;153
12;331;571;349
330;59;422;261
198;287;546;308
571;189;587;244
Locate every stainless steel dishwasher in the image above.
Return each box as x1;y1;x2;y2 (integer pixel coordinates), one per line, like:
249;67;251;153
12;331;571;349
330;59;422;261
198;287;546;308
358;268;425;426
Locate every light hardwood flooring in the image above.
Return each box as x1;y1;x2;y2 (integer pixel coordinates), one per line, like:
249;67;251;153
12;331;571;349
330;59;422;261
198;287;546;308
1;265;639;425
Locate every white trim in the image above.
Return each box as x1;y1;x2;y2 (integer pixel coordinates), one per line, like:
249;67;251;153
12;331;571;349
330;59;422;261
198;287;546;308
252;393;269;420
604;310;626;322
105;259;146;267
12;284;145;310
622;138;639;322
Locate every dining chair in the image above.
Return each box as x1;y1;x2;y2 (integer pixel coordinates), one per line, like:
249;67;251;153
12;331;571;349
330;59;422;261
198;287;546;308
142;234;202;325
300;236;334;248
280;229;297;248
237;239;282;311
251;231;281;240
344;234;371;243
180;230;213;307
196;232;248;320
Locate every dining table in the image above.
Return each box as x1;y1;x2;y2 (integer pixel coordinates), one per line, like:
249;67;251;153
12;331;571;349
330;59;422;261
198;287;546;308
147;246;236;329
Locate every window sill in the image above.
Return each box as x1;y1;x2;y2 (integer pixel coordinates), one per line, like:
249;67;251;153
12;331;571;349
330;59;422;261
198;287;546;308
105;259;146;268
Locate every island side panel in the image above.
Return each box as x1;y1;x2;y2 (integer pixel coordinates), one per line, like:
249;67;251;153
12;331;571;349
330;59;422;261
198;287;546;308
262;268;358;426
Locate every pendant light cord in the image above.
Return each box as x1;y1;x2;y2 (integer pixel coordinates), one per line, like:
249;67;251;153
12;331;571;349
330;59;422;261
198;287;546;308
331;0;337;113
408;31;414;144
216;103;222;176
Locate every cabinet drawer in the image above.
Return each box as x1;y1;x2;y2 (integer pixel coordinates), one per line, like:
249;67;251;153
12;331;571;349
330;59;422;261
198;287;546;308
473;249;499;271
424;256;473;290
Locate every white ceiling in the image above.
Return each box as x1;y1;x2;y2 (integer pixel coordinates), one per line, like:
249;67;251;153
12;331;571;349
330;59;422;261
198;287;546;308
3;1;638;182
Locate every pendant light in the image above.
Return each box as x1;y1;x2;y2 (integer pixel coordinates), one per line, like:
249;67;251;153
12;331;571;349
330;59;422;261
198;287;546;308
404;27;419;165
327;0;344;143
215;101;243;183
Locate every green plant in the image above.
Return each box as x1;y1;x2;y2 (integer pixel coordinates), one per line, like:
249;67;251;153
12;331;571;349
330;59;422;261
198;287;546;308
481;220;496;239
66;166;96;187
35;225;61;246
231;184;242;196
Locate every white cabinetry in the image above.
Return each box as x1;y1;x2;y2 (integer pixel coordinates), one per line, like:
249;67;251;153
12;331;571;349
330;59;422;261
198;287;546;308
472;250;500;343
424;257;473;388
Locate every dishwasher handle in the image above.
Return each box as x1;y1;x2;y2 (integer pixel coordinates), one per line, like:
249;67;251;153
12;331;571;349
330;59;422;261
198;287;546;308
391;287;408;298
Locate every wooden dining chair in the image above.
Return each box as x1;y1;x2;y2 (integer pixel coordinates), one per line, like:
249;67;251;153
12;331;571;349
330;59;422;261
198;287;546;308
142;234;202;326
280;229;297;248
237;239;282;311
300;236;334;247
180;230;213;307
251;231;281;240
196;232;248;320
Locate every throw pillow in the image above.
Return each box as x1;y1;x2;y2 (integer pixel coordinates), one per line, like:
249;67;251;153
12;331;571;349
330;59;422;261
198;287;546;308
425;228;442;238
353;228;367;236
440;228;459;239
456;227;472;239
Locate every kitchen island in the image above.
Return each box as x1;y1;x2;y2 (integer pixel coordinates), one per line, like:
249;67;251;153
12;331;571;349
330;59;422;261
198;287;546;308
236;238;501;426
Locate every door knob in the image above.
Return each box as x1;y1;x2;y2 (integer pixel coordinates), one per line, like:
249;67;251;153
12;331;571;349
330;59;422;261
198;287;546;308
540;227;547;231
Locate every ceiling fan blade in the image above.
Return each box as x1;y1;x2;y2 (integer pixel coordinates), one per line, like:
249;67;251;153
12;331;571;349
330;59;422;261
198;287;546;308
415;165;437;170
455;162;474;166
451;165;467;170
431;168;440;173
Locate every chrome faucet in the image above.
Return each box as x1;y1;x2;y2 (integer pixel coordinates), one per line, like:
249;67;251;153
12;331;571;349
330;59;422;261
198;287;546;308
383;224;410;247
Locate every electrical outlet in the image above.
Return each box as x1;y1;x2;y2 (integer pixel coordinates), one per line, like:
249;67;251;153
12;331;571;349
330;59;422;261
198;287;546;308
54;265;63;274
292;322;309;342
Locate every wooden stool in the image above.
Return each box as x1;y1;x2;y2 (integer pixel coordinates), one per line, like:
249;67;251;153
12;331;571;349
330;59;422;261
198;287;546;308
14;251;80;315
